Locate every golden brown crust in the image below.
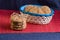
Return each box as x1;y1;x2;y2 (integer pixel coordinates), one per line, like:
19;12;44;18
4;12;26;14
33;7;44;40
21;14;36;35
25;5;34;12
29;6;39;13
25;5;51;14
41;6;51;14
38;8;44;14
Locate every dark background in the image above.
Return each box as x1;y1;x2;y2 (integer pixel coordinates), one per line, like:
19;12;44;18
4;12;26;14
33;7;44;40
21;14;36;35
0;0;60;10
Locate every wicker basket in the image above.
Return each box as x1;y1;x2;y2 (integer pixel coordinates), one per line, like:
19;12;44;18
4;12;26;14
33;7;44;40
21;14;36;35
20;5;54;24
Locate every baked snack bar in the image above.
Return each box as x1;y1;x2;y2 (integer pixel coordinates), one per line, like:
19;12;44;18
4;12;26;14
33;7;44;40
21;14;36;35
10;12;26;30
